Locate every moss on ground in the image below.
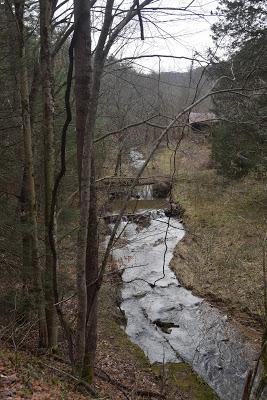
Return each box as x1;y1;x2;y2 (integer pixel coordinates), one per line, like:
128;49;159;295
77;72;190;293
152;362;218;399
98;271;151;369
109;319;151;368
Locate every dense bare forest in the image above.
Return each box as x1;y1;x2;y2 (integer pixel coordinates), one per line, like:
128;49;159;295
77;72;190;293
0;0;266;399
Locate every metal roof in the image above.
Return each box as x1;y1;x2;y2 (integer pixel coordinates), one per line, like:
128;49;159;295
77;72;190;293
189;112;217;124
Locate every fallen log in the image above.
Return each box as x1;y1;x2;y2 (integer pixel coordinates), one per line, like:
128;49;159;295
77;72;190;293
97;175;170;187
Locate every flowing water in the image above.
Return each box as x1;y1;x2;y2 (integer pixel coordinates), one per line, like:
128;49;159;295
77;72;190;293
109;150;259;400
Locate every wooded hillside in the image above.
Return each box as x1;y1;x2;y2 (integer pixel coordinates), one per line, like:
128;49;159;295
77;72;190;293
0;0;266;399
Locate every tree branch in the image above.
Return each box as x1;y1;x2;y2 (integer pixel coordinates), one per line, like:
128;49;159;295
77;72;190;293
106;54;205;67
98;86;252;285
94;113;158;143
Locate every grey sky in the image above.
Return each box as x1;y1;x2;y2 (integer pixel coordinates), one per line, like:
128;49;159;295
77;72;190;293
111;0;219;72
57;0;219;72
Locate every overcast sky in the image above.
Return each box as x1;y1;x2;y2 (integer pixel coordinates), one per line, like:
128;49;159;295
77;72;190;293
58;0;220;72
111;0;219;73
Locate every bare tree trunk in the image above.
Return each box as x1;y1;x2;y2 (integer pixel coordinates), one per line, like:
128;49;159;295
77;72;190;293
20;172;32;285
74;0;91;182
114;135;124;176
73;0;92;375
13;0;48;347
40;0;58;348
73;0;149;378
82;155;98;382
3;3;32;289
75;113;92;374
74;66;101;378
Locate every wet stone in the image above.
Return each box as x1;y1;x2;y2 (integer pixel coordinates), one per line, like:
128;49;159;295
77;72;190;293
153;319;180;334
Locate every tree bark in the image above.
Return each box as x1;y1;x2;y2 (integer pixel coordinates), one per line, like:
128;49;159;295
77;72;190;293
73;0;151;378
40;0;58;348
82;155;98;382
73;0;92;375
114;131;126;177
74;0;91;182
75;112;92;374
20;172;32;285
12;0;48;347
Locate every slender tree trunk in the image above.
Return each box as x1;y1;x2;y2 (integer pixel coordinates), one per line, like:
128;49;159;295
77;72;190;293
5;6;33;293
82;156;98;382
75;72;104;377
74;0;123;378
39;0;58;348
12;0;48;347
74;69;101;378
73;0;115;378
74;0;91;182
114;133;125;176
73;0;92;375
75;113;92;374
20;172;32;285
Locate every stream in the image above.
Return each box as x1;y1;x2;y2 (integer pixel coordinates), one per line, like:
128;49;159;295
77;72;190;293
109;150;258;400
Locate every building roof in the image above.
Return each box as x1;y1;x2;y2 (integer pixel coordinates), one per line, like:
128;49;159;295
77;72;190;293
189;112;217;124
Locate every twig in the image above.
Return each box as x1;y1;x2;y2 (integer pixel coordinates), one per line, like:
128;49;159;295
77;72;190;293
94;114;158;143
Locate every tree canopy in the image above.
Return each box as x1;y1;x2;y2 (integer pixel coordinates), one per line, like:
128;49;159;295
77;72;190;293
212;0;267;48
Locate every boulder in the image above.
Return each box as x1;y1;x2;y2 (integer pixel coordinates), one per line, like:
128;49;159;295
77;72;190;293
152;181;171;198
164;202;185;219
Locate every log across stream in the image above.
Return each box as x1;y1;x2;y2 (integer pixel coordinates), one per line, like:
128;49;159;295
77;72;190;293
108;150;258;400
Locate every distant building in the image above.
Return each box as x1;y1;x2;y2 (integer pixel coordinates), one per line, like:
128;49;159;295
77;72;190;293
189;112;217;132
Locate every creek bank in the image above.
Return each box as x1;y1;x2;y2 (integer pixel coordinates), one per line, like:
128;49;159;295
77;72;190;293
170;218;263;339
111;210;258;400
111;148;266;400
155;144;267;338
99;258;217;400
154;143;267;338
108;148;262;400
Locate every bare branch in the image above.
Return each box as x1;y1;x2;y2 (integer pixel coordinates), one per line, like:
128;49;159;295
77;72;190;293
136;0;144;40
94;113;158;143
99;86;252;284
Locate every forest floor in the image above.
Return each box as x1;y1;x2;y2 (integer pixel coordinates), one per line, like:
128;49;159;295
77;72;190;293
5;132;263;399
155;133;267;341
0;259;217;400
